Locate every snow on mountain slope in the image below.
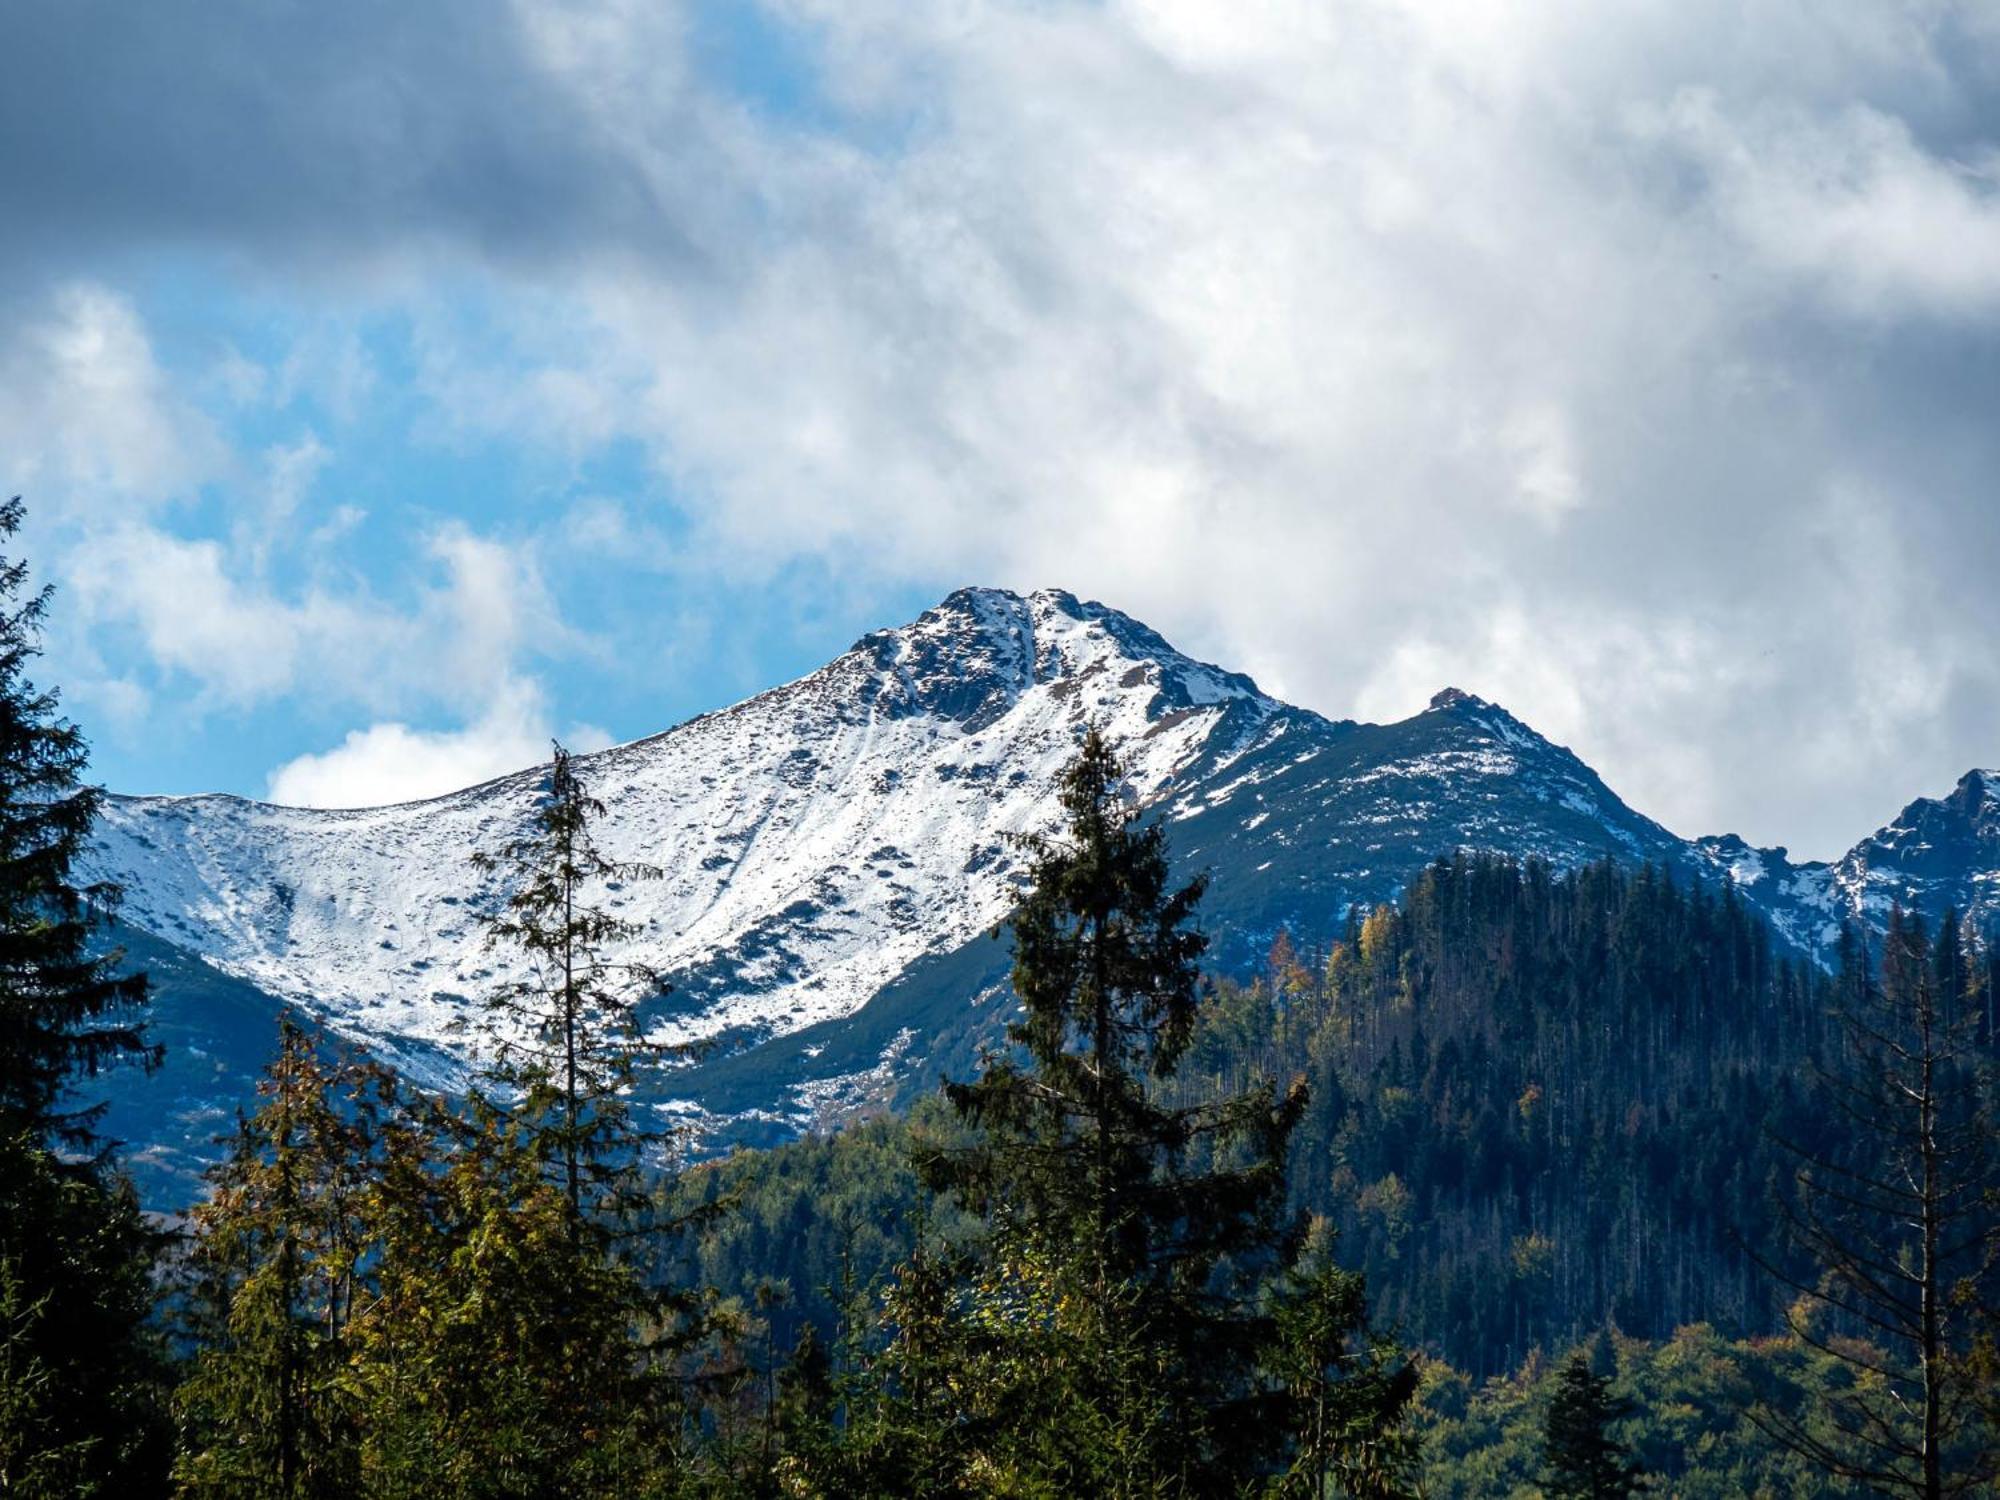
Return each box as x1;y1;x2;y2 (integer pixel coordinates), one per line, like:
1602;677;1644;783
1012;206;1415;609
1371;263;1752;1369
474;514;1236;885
1693;768;2000;958
86;584;2000;1146
85;588;1282;1087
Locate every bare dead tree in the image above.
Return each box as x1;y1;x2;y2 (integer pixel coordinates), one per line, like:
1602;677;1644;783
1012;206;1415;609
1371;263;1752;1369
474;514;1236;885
1750;909;1998;1498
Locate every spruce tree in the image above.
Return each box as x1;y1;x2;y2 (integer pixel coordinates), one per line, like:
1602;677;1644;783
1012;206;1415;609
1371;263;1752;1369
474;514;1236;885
431;742;705;1494
0;496;166;1494
919;727;1395;1493
0;498;155;1148
467;741;665;1229
1266;1217;1419;1498
1542;1349;1640;1497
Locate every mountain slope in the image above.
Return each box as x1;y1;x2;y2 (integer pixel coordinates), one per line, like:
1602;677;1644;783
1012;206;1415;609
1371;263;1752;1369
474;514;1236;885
82;587;2000;1165
86;589;1282;1092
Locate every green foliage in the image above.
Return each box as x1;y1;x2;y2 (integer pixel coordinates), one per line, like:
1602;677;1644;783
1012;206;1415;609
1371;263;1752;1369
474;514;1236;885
784;728;1418;1497
0;498;167;1495
173;1019;381;1498
395;742;725;1493
908;729;1282;1490
1417;1324;1912;1497
1542;1350;1639;1497
354;1092;682;1498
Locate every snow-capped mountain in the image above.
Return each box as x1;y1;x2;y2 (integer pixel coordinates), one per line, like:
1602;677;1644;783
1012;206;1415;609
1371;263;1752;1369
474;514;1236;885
86;589;1280;1088
1692;767;2000;957
82;587;2000;1191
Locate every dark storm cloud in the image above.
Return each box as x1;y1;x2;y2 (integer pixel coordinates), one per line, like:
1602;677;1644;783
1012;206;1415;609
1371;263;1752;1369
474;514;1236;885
0;1;723;276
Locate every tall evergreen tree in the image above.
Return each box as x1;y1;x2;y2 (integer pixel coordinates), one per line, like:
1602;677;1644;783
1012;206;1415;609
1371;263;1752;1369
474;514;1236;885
467;741;666;1228
0;497;155;1148
918;727;1406;1494
422;742;710;1495
0;497;166;1494
1265;1217;1419;1498
1542;1349;1640;1498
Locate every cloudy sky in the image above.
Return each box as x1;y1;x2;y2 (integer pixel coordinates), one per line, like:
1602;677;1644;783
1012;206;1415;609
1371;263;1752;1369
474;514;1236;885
6;0;1999;859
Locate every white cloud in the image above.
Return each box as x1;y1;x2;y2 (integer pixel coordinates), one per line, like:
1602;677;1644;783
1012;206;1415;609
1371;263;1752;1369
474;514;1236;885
65;527;321;703
264;433;332;525
1640;92;2000;319
62;511;612;810
488;0;1996;857
0;282;221;513
65;516;568;728
8;281;591;805
265;676;613;807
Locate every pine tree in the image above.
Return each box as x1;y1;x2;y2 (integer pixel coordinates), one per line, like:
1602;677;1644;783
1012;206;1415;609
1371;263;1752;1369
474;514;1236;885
0;498;156;1149
0;497;167;1494
919;727;1392;1493
173;1018;383;1499
1542;1349;1640;1498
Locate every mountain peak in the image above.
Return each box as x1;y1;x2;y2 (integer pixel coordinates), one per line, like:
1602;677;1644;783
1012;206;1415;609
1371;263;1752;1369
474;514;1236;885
1416;687;1553;756
1955;767;1999;809
1876;767;2000;841
81;583;2000;1172
845;587;1274;729
1427;686;1485;711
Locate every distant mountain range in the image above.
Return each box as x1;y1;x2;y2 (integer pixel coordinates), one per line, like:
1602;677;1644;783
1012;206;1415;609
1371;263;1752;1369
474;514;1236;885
82;587;2000;1205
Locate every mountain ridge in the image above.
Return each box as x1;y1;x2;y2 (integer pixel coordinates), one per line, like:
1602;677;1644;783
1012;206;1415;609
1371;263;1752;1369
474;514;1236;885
80;586;2000;1185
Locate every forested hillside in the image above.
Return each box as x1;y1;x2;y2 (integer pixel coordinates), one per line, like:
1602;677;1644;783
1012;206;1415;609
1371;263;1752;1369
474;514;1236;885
1192;853;1874;1374
692;854;1999;1379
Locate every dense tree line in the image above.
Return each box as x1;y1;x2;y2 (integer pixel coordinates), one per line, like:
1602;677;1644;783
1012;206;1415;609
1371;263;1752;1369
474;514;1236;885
695;851;2000;1382
1185;854;1999;1380
672;867;2000;1490
1419;1323;1887;1497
